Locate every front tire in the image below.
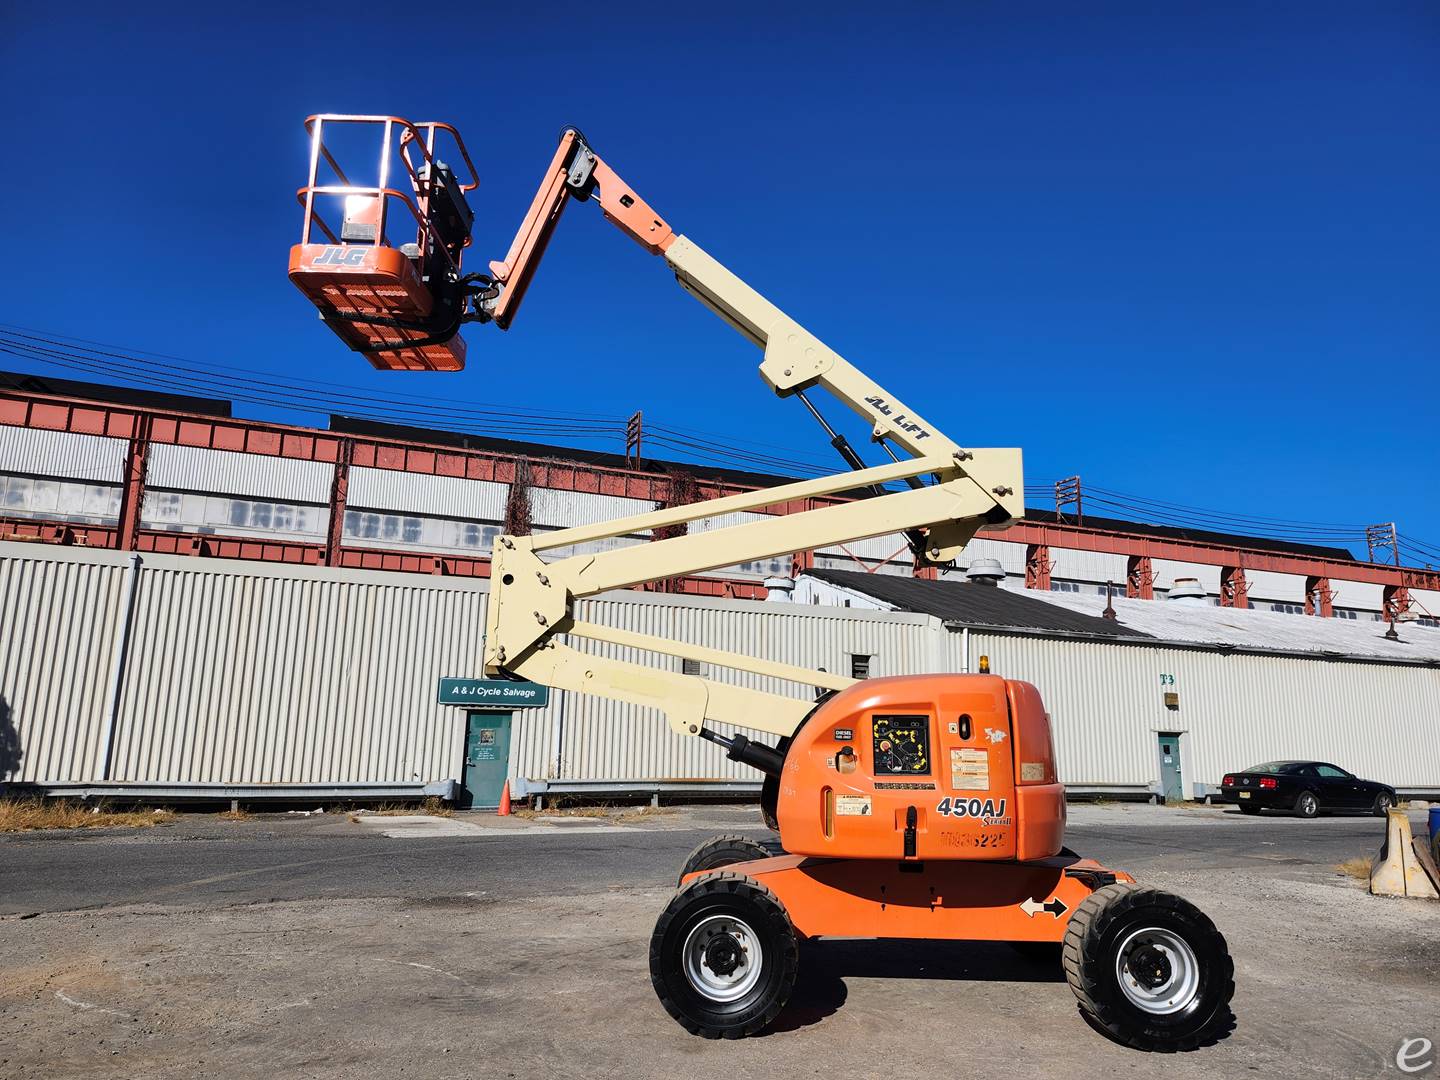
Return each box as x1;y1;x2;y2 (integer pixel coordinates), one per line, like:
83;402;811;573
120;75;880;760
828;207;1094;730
650;872;798;1039
1294;791;1319;818
1372;791;1395;817
1062;883;1234;1051
677;834;780;886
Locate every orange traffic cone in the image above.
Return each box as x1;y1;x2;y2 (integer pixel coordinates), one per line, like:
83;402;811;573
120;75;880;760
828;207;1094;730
497;781;512;817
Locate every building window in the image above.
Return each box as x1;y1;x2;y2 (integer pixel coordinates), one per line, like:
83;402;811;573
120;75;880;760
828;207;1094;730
850;654;872;679
1050;581;1082;593
681;658;706;677
0;474;123;525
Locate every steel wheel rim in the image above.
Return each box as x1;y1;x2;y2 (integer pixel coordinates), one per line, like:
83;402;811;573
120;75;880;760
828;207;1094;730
682;914;763;1002
1115;927;1201;1015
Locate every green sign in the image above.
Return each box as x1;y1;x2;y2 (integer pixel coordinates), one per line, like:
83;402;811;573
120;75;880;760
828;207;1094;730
438;678;549;708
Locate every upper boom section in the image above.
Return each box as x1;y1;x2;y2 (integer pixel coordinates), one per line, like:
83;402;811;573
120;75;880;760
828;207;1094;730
289;116;1024;740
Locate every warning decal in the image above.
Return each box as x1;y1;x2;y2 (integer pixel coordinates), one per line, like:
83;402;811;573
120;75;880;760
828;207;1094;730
835;794;873;816
951;747;990;791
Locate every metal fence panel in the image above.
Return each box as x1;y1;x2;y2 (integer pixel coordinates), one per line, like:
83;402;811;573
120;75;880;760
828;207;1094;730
0;545;129;782
968;631;1440;793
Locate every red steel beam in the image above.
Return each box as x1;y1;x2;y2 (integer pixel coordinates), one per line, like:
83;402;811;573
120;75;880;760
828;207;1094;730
995;520;1440;592
5;386;1438;597
115;414;151;551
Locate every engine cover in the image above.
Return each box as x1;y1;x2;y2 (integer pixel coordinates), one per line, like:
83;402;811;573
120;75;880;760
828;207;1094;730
775;674;1065;862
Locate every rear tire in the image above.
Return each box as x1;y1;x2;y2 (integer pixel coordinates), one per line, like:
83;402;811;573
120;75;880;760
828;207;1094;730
1062;883;1234;1051
677;834;781;886
650;872;798;1039
1372;792;1395;817
1294;791;1319;818
1238;805;1261;816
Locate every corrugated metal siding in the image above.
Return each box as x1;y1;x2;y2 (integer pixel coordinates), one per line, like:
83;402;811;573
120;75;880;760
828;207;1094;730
109;558;486;784
148;444;332;503
1051;548;1129;584
5;541;1437;796
516;596;938;782
1153;559;1221;592
816;532;912;563
0;426;127;483
960;537;1026;575
1244;569;1306;603
1329;579;1383;610
348;466;508;521
530;488;657;529
0;547;129;781
968;631;1440;792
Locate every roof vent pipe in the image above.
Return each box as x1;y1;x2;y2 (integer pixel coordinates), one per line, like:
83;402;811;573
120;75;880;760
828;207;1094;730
763;576;795;602
966;558;1005;587
1167;577;1208;605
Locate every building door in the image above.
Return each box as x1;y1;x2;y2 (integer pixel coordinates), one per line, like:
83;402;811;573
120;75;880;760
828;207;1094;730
1157;733;1184;804
460;711;512;809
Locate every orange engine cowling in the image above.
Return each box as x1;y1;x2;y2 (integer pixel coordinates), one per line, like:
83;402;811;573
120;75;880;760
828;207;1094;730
775;674;1065;863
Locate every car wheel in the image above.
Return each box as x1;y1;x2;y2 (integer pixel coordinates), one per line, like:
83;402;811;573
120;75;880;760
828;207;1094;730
677;834;782;886
1294;791;1319;818
1238;804;1261;816
1371;792;1395;817
1062;883;1234;1051
650;872;799;1039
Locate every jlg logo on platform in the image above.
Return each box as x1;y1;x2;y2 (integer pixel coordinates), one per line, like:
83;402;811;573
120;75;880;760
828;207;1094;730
312;247;368;267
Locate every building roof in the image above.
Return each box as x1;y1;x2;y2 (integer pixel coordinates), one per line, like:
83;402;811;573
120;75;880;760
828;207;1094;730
1022;508;1355;563
0;369;232;417
1034;588;1440;664
803;567;1150;639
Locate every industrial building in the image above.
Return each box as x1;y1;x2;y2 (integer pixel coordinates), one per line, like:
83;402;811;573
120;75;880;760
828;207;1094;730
2;372;1438;805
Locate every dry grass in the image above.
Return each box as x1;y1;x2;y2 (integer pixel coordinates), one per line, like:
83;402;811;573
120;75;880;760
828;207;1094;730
218;807;252;821
1336;856;1373;881
0;799;175;833
348;797;454;822
513;803;675;821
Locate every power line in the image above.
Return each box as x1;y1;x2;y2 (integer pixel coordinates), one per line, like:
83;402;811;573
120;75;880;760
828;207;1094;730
0;327;840;478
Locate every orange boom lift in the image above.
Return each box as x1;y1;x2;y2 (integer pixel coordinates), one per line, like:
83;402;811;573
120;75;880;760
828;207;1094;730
288;116;1235;1051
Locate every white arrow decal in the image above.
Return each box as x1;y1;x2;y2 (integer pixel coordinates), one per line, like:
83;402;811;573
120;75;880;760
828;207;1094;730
1019;896;1068;918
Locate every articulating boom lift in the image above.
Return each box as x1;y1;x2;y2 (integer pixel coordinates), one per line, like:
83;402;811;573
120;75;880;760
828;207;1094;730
289;115;1234;1050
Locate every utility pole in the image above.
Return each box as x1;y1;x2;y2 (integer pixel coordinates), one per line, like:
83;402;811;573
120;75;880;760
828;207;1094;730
1055;476;1083;525
625;411;643;467
1365;523;1399;566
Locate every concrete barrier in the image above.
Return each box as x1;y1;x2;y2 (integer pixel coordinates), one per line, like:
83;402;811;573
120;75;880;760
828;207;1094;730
1371;809;1440;900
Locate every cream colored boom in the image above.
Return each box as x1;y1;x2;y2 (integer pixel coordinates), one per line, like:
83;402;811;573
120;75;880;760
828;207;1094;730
483;234;1023;739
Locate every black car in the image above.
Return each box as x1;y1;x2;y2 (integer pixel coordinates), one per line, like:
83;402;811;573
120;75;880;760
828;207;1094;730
1221;761;1396;818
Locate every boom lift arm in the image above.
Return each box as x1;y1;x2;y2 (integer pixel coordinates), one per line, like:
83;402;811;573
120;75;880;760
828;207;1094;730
476;129;1024;746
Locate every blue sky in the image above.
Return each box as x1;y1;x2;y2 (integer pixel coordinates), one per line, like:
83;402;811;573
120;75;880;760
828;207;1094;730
2;3;1436;558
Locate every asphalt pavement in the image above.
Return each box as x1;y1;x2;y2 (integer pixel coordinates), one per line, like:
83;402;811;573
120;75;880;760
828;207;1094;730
0;802;1410;914
2;802;1437;1080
